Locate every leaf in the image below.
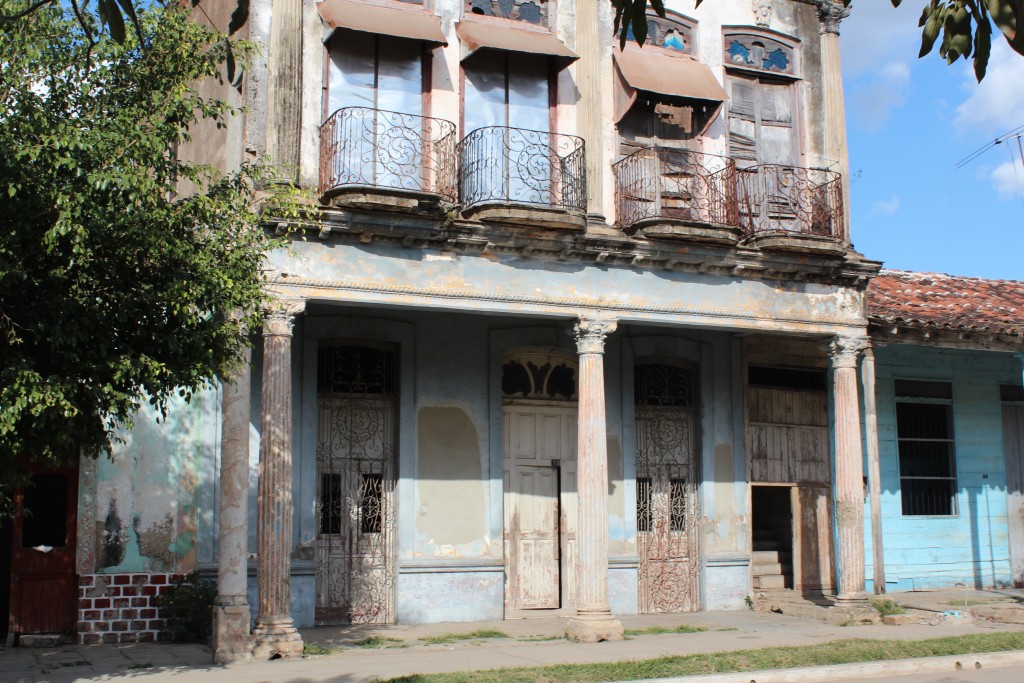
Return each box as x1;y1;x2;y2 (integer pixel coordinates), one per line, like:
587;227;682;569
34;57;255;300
631;0;648;46
228;0;249;36
649;0;665;18
986;0;1024;55
974;16;993;80
919;6;943;57
115;0;143;43
103;0;127;44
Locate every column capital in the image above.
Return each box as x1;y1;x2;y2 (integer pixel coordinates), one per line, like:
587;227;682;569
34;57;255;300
817;0;850;35
573;317;617;355
830;335;866;369
263;298;305;337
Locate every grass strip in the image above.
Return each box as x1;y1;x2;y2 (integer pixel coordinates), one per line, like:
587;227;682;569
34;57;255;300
421;630;509;645
624;625;708;636
381;632;1024;683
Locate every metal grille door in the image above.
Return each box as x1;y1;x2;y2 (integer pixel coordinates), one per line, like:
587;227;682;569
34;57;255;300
635;363;699;613
315;346;397;625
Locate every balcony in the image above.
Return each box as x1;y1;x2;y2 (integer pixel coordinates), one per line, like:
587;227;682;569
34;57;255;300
613;148;742;244
319;107;457;210
737;165;846;254
458;126;586;230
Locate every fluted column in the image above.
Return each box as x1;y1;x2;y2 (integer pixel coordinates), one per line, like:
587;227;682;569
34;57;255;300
267;0;303;178
861;344;885;594
213;348;254;664
817;1;852;238
575;0;612;225
830;335;867;602
252;301;304;659
566;317;624;643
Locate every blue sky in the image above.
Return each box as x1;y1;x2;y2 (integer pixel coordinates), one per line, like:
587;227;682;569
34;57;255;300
840;3;1024;280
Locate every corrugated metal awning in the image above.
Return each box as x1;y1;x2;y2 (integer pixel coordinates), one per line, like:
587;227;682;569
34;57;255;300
455;19;578;69
316;0;447;46
614;44;728;102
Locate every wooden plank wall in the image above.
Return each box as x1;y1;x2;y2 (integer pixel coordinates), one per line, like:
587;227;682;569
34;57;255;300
748;386;829;484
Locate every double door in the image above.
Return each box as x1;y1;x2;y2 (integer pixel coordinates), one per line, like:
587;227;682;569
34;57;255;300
503;404;577;614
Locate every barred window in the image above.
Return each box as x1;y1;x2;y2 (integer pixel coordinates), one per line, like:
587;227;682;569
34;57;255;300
636;477;652;532
896;380;957;516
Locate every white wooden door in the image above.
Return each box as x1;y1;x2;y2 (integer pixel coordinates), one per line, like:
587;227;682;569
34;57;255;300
504;405;577;612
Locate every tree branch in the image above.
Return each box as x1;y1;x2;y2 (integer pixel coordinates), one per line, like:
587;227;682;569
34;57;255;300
0;0;57;22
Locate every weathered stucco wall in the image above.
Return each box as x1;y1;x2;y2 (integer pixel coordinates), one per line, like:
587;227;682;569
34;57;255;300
90;390;221;575
869;345;1019;591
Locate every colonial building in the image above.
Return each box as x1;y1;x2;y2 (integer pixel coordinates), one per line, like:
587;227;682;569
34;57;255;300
6;0;1020;664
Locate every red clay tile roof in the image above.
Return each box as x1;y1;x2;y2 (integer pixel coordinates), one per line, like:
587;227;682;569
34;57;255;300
867;269;1024;337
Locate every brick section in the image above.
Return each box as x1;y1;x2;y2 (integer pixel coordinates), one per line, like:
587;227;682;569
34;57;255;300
76;573;182;644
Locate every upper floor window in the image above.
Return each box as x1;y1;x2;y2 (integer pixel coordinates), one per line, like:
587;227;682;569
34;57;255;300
624;11;695;54
723;32;795;76
467;0;546;25
895;379;957;516
327;32;424;118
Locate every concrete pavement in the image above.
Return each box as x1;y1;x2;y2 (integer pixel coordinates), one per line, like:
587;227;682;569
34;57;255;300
0;588;1022;683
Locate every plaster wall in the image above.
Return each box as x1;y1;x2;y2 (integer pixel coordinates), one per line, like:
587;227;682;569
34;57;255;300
868;345;1019;591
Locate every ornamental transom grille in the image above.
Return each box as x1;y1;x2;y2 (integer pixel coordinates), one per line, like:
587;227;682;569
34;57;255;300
502;352;578;401
635;362;696;408
318;345;397;395
724;33;795;75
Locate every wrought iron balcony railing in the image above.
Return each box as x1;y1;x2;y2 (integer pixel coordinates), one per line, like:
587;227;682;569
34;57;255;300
319;107;457;201
458;126;586;213
737;164;845;240
613;148;738;229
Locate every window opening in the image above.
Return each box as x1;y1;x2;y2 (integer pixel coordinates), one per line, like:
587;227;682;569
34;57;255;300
748;365;826;391
669;478;687;531
22;474;69;548
635;363;696;407
360;473;384;534
896;381;956;516
636;477;652;532
468;0;546;24
319;473;343;535
501;352;577;401
318;346;397;395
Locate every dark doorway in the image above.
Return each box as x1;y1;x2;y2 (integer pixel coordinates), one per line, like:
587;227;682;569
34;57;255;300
7;470;78;642
752;485;793;590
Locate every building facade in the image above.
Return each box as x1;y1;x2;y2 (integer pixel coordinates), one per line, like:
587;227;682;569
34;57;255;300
6;0;1020;663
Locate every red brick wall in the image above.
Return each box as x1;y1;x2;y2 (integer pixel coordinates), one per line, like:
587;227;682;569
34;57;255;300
77;573;180;644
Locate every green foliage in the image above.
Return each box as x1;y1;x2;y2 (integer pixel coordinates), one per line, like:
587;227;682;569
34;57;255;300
611;0;1022;82
0;3;306;501
303;642;335;656
872;598;905;616
154;572;217;643
421;630;509;645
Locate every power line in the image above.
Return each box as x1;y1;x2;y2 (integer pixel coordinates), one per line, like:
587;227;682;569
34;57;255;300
954;124;1024;169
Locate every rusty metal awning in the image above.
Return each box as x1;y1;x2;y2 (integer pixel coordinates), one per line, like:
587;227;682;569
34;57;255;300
316;0;447;47
455;19;578;69
614;44;728;102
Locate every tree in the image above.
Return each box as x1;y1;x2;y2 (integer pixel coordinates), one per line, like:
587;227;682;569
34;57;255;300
612;0;1023;81
0;3;302;504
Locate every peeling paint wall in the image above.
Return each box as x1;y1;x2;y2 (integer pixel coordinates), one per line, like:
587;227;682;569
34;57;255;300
90;389;221;575
869;345;1019;591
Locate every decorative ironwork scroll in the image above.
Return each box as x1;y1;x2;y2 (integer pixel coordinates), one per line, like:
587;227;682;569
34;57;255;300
736;164;844;239
319;107;457;201
468;0;546;25
614;148;738;229
724;32;795;75
635;362;699;614
458;126;586;213
315;345;398;625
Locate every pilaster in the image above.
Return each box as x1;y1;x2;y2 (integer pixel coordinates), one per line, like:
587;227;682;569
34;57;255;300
575;0;611;226
817;1;852;238
252;300;305;659
565;317;624;643
860;344;885;594
266;0;303;178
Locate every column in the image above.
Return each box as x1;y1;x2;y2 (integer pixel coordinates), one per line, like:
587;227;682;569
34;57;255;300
817;1;852;237
252;302;304;659
830;335;867;602
575;0;613;225
566;317;624;643
860;344;885;594
267;0;303;178
213;350;253;664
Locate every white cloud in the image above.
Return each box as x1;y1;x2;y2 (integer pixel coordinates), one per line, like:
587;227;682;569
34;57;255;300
991;158;1024;200
872;194;902;215
848;60;911;132
840;3;920;77
954;42;1024;133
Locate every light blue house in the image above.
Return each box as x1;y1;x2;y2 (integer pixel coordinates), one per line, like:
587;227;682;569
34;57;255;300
865;270;1024;593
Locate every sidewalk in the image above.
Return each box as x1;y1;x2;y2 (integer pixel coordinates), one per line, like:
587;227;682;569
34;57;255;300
1;589;1022;683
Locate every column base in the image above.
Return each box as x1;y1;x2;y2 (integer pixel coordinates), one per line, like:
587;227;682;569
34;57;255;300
827;594;879;626
565;613;625;643
252;617;304;660
212;600;252;665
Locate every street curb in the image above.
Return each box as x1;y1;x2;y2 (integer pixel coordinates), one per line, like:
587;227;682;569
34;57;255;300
630;650;1024;683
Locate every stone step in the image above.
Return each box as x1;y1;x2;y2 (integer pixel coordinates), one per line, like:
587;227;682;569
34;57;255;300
752;550;780;563
751;562;783;576
753;574;786;589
